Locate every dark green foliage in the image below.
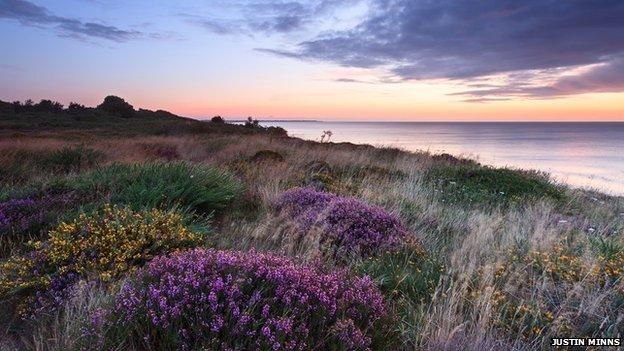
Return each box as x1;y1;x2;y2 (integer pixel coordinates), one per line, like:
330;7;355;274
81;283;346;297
0;98;281;138
431;153;479;166
244;116;259;128
67;102;86;113
97;96;135;118
35;100;64;113
250;149;284;162
352;242;442;344
42;146;103;173
354;243;442;305
425;164;566;207
211;116;225;123
73;162;243;214
589;236;623;260
266;126;288;137
0;101;12;113
9;99;64;114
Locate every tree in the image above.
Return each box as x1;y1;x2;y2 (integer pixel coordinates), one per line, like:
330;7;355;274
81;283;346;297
67;102;86;113
36;99;64;113
97;95;135;118
211;116;225;123
244;116;260;128
12;101;23;113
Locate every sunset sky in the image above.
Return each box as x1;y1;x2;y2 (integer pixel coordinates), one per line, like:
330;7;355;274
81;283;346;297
1;0;623;121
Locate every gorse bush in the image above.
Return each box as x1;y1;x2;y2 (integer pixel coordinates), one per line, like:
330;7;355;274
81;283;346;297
0;205;206;314
86;248;392;351
480;241;624;343
275;188;407;258
74;162;242;214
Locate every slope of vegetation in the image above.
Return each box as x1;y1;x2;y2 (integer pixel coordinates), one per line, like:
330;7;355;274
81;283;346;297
1;97;623;350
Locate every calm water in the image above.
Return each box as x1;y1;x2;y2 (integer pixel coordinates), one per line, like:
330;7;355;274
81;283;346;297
261;122;624;196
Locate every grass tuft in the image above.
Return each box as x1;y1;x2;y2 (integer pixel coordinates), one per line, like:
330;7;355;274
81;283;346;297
425;164;566;207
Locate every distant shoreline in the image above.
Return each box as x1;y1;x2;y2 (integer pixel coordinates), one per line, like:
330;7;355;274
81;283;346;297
218;119;322;123
212;120;624;124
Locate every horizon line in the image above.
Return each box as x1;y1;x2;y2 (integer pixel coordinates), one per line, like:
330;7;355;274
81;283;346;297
197;118;624;123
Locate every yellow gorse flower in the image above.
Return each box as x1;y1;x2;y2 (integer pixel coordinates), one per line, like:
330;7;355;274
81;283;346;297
0;204;205;298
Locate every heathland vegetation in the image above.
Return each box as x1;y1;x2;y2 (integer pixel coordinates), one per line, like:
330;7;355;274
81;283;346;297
0;97;622;350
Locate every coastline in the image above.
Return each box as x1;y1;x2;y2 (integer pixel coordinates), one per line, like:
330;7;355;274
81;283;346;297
1;104;623;350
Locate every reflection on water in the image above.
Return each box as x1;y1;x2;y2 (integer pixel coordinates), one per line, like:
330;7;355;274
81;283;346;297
262;122;624;196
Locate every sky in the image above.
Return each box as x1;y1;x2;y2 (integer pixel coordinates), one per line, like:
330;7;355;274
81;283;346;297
1;0;623;121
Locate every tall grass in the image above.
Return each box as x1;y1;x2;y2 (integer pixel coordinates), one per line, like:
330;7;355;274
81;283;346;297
0;132;622;350
72;162;243;214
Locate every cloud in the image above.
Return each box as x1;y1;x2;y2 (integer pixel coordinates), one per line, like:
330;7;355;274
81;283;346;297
184;15;239;35
0;0;141;41
334;78;366;83
259;0;624;98
0;63;21;71
185;0;361;36
461;97;512;103
453;56;624;99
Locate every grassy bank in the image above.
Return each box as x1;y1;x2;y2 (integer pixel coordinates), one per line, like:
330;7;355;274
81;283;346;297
1;99;623;350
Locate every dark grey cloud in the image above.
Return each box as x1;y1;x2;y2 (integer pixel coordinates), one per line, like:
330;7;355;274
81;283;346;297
260;0;624;98
0;0;141;41
334;78;365;83
453;55;624;100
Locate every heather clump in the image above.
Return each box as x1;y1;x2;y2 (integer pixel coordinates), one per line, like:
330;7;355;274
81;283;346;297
0;192;76;253
0;205;206;314
86;248;392;351
275;187;407;257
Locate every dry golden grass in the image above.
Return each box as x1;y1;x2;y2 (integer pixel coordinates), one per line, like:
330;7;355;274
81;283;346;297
1;131;623;350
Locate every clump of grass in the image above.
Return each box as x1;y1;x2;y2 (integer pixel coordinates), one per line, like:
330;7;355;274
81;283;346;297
250;149;284;162
470;238;624;345
354;241;442;305
353;240;443;345
2;162;242;217
0;205;208;317
72;161;242;214
0;146;103;193
425;164;566;208
42;146;103;173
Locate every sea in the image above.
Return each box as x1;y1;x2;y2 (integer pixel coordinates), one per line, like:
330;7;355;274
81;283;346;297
259;121;624;196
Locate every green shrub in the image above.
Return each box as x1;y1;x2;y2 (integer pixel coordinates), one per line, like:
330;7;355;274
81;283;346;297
73;162;242;214
352;241;442;344
96;96;135;118
425;164;565;207
354;241;442;305
43;146;103;173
